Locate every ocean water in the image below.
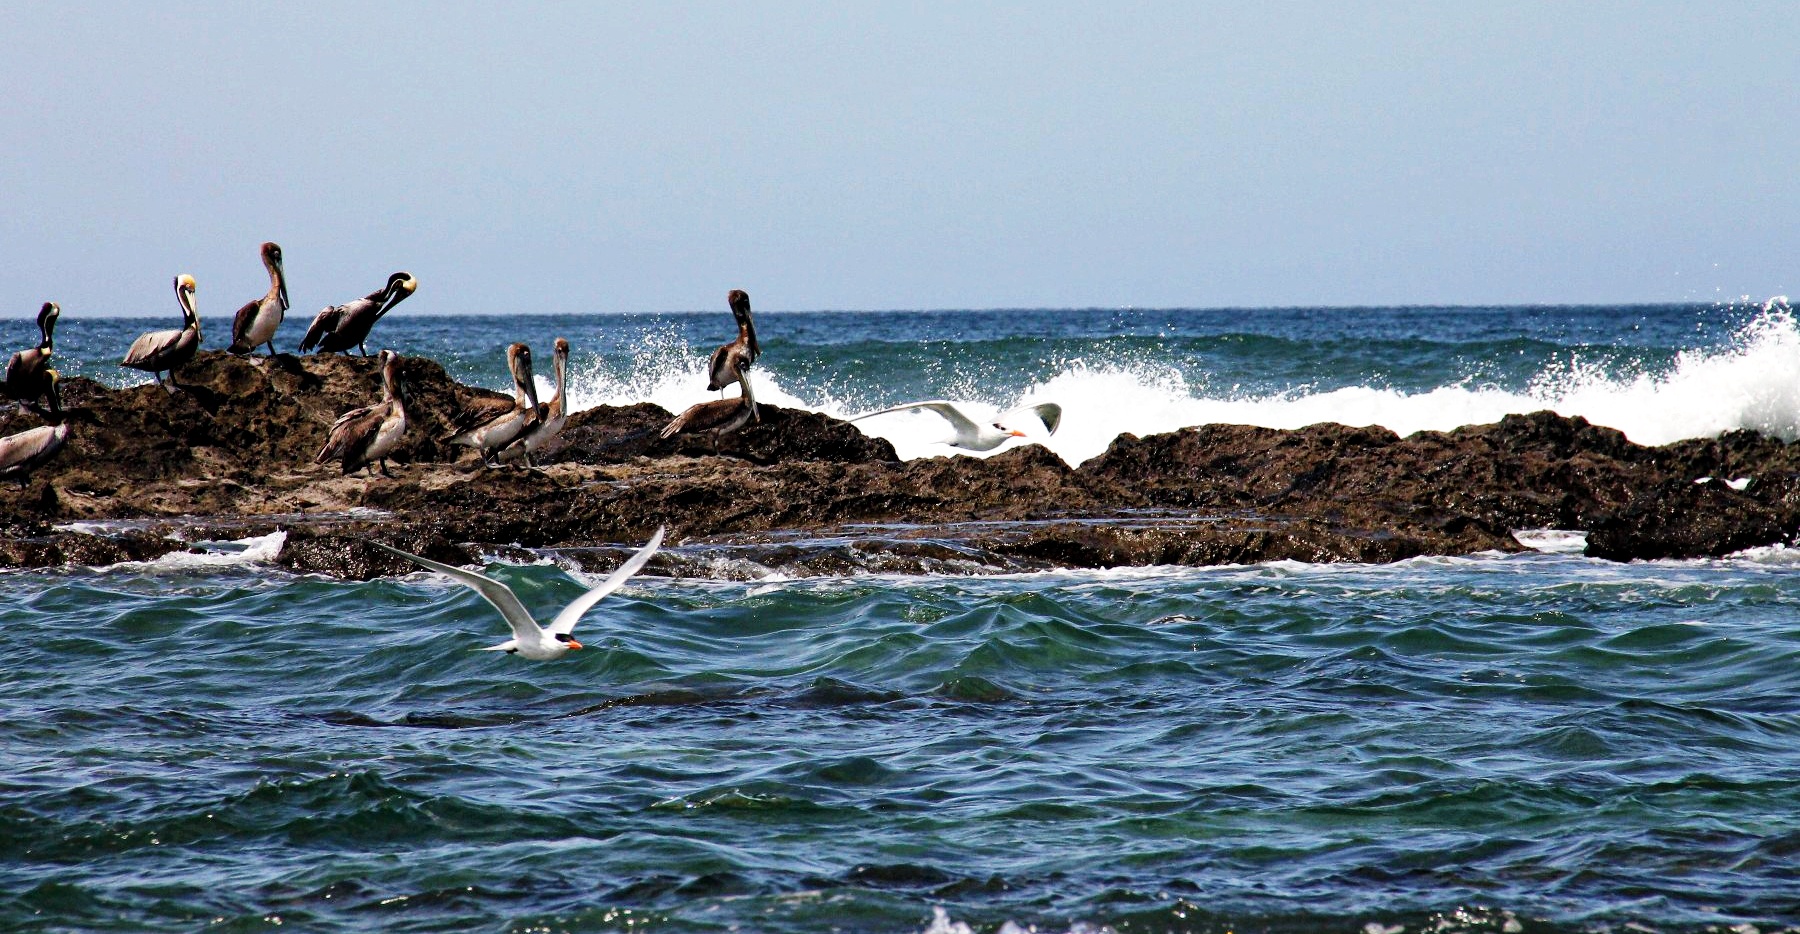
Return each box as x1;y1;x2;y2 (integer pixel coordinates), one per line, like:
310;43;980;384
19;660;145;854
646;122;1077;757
5;304;1800;932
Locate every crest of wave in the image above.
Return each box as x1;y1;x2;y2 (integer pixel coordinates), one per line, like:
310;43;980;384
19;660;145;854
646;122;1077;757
1527;297;1800;445
550;302;1800;465
1017;298;1800;461
556;326;836;417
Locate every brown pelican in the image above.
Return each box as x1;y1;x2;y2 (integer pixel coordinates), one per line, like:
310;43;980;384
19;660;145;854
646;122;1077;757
5;302;60;414
443;343;540;466
370;526;664;661
120;275;201;393
0;420;69;481
317;350;409;477
662;358;756;451
227;241;289;355
707;289;761;398
300;272;418;356
497;337;569;468
852;401;1062;451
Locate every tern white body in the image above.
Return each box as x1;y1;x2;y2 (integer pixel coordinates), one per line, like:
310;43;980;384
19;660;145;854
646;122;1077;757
851;400;1062;451
372;527;664;661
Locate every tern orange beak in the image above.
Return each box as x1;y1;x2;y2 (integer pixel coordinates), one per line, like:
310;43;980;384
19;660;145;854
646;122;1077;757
1008;430;1027;437
566;639;584;650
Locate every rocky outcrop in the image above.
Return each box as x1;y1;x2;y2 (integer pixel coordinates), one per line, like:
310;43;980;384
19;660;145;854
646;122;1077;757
0;353;1795;576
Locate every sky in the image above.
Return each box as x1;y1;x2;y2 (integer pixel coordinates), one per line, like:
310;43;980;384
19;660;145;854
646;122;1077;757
2;2;1797;317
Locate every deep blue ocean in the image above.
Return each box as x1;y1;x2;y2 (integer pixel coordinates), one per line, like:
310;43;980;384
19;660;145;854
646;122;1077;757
4;302;1800;932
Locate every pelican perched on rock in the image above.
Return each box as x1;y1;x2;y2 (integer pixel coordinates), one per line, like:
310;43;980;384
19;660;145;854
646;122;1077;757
852;401;1062;452
707;289;760;396
227;241;289;355
443;342;539;466
0;421;69;481
662;357;756;451
300;272;418;356
5;302;60;414
121;275;202;393
372;525;664;661
498;337;569;468
317;350;409;477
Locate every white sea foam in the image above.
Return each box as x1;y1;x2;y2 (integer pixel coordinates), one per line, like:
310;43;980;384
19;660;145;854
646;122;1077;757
1511;529;1590;554
96;531;288;573
567;300;1800;466
920;906;1111;934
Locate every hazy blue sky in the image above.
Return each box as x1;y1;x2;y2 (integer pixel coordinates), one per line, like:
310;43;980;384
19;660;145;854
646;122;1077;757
3;3;1796;317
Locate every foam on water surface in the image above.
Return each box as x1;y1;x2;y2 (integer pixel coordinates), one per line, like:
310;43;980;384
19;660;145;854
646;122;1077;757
562;300;1800;464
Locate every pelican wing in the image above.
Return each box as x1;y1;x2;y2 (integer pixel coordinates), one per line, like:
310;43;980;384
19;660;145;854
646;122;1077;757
121;328;183;368
4;350;31;392
228;298;260;350
660;402;703;439
300;306;344;353
1001;402;1062;436
445;395;515;437
707;343;751;391
660;398;749;439
371;542;547;643
549;526;665;636
0;423;68;475
852;400;981;437
317;403;382;465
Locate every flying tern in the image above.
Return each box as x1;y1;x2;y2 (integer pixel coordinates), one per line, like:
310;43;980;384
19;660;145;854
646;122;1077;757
851;400;1062;452
373;526;665;660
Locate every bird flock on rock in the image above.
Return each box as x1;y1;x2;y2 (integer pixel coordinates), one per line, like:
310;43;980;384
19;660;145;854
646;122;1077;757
2;240;1063;657
5;239;1062;481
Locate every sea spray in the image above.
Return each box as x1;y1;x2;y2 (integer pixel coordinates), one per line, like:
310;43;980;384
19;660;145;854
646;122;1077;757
23;301;1800;463
558;299;1800;464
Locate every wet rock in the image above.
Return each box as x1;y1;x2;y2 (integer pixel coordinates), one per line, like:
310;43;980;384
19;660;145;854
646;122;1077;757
275;525;478;580
555;402;897;465
0;530;185;569
1584;478;1792;561
1078;412;1665;533
7;356;1800;577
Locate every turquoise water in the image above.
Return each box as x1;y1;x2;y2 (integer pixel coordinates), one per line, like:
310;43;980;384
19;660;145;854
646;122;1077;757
5;551;1800;932
5;304;1800;931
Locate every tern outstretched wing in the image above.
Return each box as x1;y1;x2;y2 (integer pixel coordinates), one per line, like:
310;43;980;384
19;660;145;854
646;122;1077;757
549;526;665;636
851;400;981;438
1001;402;1062;435
371;542;546;644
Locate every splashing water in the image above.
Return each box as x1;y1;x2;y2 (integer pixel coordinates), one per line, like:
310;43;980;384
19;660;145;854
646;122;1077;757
555;299;1800;464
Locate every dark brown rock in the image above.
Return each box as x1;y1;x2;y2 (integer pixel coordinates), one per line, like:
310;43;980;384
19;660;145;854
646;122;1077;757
0;530;186;569
1584;478;1791;561
275;525;479;580
6;353;1800;577
555;402;897;465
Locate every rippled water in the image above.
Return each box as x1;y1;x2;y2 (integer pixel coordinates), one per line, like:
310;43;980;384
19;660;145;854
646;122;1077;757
8;303;1800;930
5;548;1800;932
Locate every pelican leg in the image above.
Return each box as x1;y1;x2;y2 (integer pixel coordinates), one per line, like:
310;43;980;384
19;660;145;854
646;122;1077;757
380;459;396;479
265;341;277;356
359;342;370;357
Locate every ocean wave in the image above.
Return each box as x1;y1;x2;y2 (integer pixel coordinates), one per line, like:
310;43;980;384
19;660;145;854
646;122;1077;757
565;300;1800;465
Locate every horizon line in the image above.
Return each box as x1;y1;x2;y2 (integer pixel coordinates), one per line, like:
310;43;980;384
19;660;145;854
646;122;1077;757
1;299;1775;320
